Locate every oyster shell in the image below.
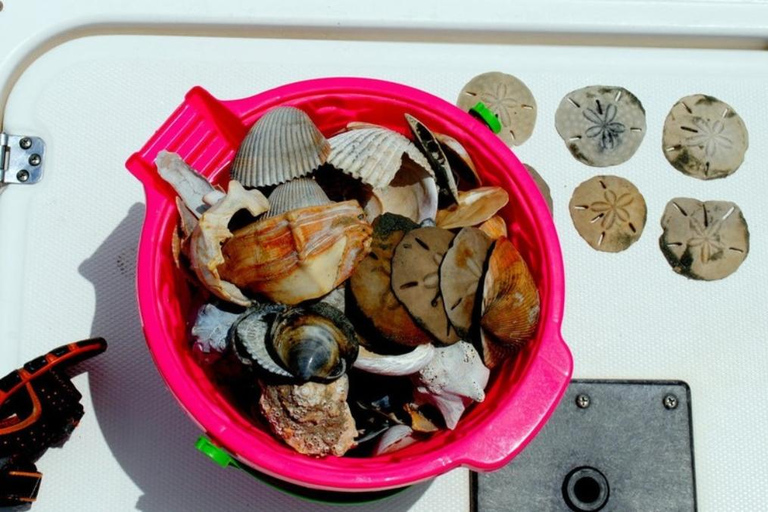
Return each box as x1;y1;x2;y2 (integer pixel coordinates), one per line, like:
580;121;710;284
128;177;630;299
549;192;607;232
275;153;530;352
352;344;436;376
232;303;291;378
436;187;509;230
327;127;433;189
155;151;224;218
268;303;359;382
434;132;482;191
480;238;540;367
264;177;331;218
189;181;270;306
391;227;460;345
219;200;372;305
478;216;508;240
405;114;460;205
440;228;493;338
412;341;490;429
349;214;433;348
259;375;357;457
373;425;418;456
230;106;330;188
366;155;438;224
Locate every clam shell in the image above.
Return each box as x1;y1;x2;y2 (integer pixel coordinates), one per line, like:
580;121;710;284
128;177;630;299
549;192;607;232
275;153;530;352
264;177;331;219
327;127;433;189
480;238;540;366
352;344;436;376
366;156;438;224
405;114;460;206
478;216;508;240
220;200;372;305
232;303;291;377
230;106;330;188
434;133;482;191
436;187;509;230
373;425;418;456
440;228;493;338
349;214;434;349
269;303;359;382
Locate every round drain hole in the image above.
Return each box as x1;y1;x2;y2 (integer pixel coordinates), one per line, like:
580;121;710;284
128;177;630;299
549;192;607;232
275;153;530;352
563;467;609;511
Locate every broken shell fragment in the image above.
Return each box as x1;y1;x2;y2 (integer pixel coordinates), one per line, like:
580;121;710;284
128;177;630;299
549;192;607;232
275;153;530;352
659;198;749;280
155;151;224;217
264;177;331;218
191;302;242;354
232;303;291;377
405;114;460;205
457;72;537;146
373;425;418;456
327;127;433;189
189;181;270;306
524;164;553;215
391;227;460;345
662;94;748;180
269;303;359;382
230;106;330;188
478;216;508;240
219;200;372;305
367;155;438;224
349;214;433;348
434;132;482;191
436;187;509;230
352;344;436;376
480;238;540;366
412;342;490;429
440;228;493;338
259;375;357;457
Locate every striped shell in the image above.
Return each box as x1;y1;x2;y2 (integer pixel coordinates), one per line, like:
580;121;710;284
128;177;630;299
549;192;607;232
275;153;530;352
230;107;330;188
264;178;331;219
220;201;372;305
327;127;433;189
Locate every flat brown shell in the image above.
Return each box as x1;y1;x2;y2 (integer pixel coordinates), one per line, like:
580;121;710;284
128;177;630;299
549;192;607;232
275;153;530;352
457;72;537;146
436;187;509;230
391;227;460;345
662;95;748;180
478;216;508;240
659;198;749;281
230;106;330;188
440;228;493;338
349;214;433;348
480;238;540;365
569;175;646;252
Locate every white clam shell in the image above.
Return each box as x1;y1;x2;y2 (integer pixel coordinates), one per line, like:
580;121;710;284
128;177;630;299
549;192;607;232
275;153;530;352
352;344;436;376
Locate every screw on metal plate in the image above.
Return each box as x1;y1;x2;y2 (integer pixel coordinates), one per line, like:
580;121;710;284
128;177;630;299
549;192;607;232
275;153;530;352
0;133;45;185
575;394;591;409
664;394;679;410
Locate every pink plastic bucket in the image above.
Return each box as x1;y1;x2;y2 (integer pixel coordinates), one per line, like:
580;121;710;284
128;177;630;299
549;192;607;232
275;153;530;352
126;78;572;492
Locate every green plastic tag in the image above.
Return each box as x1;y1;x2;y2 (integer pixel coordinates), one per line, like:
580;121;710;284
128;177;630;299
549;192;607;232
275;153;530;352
195;436;235;468
469;102;502;134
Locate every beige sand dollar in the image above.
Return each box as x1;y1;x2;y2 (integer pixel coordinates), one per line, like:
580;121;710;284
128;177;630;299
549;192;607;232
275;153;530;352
555;86;646;167
569;175;646;252
662;95;748;180
457;71;537;146
659;198;749;280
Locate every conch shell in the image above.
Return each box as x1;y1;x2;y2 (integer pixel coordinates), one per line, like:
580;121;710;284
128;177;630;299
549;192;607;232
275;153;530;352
220;201;372;305
479;237;540;368
436;187;509;230
189;180;270;306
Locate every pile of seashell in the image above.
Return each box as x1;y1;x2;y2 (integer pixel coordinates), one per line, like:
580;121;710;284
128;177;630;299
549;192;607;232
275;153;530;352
155;106;541;458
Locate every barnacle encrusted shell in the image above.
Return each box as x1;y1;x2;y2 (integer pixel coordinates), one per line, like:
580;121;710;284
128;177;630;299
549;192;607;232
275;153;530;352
219;200;372;305
352;344;436;376
264;177;331;218
327;127;433;189
349;214;433;348
230;106;330;188
479;238;540;367
436;187;509;230
366;156;438;224
269;303;359;382
440;228;493;338
189;181;270;306
259;375;357;457
405;114;460;205
412;342;489;429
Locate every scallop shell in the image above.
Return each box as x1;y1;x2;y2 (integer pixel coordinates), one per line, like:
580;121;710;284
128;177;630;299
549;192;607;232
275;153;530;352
436;187;509;230
189;181;270;306
232;303;292;378
479;238;540;367
352;344;436;376
478;216;508;240
264;177;331;218
366;156;438;224
269;303;359;382
230;106;331;188
327;127;433;189
219;200;372;305
405;114;460;206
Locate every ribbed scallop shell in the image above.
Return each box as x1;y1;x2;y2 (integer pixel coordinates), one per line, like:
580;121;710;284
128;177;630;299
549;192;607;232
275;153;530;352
264;178;331;219
327;128;433;189
479;238;540;367
230;106;331;188
219;201;372;305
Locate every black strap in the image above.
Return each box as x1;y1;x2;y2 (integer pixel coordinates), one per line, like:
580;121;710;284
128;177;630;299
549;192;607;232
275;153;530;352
0;461;42;506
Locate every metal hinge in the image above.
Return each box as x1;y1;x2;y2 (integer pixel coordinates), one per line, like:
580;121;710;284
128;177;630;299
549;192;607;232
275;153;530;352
0;133;45;185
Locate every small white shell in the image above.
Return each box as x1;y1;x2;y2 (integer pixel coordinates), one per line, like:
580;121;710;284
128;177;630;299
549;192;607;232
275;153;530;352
352;344;436;376
327;127;433;189
373;425;418;456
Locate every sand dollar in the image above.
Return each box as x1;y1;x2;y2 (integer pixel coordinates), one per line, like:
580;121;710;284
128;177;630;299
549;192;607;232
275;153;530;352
457;72;537;146
569;175;646;252
659;198;749;280
555;86;646;167
662;95;748;180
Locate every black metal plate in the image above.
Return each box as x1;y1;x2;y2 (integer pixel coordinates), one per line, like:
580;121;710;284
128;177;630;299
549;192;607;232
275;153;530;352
473;380;696;512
